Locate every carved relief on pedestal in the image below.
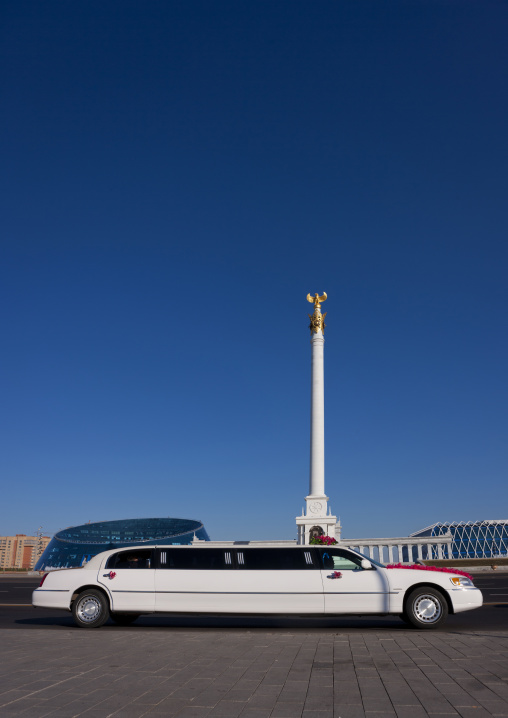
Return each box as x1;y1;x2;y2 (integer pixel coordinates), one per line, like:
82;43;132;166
309;526;325;541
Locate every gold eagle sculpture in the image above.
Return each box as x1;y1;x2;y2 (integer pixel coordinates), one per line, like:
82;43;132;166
306;292;327;309
307;292;327;334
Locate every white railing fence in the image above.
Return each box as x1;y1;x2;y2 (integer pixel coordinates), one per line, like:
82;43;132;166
341;534;454;564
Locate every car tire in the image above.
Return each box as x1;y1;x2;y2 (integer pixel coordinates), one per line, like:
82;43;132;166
110;612;140;625
72;589;110;628
403;587;448;629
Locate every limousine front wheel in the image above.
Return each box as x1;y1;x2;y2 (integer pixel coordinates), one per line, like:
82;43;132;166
403;587;448;629
72;589;109;628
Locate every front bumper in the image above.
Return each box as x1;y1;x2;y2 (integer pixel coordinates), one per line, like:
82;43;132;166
450;587;483;614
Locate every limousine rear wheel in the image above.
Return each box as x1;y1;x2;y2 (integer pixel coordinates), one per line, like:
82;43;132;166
72;589;109;628
403;587;448;629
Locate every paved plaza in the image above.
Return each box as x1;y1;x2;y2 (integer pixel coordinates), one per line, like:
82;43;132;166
1;626;508;718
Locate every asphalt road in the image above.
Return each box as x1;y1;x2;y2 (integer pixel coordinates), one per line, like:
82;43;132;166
1;573;507;632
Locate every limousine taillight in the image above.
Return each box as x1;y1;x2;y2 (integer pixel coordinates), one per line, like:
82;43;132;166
39;573;48;588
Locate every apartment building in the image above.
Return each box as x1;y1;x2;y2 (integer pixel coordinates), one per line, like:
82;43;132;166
0;534;51;569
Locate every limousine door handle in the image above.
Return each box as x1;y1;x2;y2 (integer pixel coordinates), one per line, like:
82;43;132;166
327;571;342;579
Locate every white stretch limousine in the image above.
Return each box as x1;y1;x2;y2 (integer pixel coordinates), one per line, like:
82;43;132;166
32;545;483;629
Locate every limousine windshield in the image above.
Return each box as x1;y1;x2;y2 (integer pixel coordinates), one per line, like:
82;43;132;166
355;552;386;568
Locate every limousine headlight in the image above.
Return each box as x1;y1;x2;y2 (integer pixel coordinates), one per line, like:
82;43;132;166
450;576;474;588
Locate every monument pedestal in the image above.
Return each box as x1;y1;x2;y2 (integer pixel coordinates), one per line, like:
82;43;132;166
296;495;339;544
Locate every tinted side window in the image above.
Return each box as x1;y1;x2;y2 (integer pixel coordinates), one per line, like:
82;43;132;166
106;549;152;569
237;549;314;570
105;553;118;569
159;549;233;569
319;549;362;571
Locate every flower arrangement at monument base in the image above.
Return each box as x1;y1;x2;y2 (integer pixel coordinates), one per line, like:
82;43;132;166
386;563;473;580
309;535;337;545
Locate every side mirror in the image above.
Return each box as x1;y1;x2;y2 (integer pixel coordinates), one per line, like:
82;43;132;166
361;559;372;570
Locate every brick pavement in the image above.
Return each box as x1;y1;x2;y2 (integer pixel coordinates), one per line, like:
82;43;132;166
0;628;507;718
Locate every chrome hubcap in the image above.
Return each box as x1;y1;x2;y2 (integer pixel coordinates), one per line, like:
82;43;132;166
77;596;101;623
414;594;441;623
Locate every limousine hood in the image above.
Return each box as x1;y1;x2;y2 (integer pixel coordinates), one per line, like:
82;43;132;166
384;567;476;590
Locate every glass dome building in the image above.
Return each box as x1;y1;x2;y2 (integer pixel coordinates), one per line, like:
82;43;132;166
35;517;210;570
411;520;508;559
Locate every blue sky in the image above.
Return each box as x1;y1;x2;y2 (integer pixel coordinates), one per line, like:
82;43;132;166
1;1;507;541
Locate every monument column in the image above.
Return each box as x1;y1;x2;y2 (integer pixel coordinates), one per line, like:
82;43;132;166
296;292;338;544
310;318;325;498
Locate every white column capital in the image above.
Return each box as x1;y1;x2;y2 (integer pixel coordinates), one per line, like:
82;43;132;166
310;331;325;344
